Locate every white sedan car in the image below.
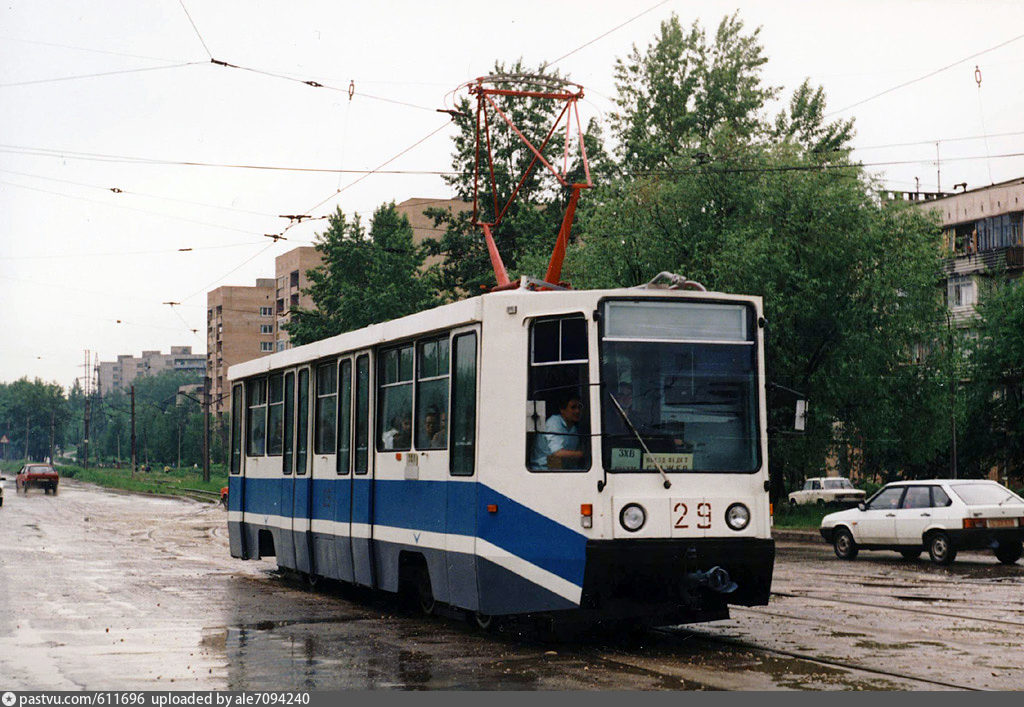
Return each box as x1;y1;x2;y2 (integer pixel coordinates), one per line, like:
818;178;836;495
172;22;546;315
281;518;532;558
788;477;865;506
820;479;1024;565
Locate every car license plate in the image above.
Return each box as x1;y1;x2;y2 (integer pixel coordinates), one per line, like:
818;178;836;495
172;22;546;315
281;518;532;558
988;518;1016;528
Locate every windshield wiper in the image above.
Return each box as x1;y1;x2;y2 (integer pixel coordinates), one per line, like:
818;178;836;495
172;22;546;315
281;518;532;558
608;393;671;489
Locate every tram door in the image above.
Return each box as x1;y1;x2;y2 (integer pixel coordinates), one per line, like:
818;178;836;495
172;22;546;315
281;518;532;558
349;353;375;586
333;358;355;583
280;371;297;569
291;366;314;574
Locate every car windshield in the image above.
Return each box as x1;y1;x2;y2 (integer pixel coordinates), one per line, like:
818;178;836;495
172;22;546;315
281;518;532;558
823;479;854;489
950;483;1024;506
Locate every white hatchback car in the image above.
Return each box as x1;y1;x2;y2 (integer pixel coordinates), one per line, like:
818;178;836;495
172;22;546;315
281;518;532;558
820;479;1024;565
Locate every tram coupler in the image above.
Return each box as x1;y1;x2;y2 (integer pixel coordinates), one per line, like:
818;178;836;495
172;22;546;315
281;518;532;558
685;566;737;594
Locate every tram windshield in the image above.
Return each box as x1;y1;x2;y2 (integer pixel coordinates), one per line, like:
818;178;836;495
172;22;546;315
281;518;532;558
600;300;760;473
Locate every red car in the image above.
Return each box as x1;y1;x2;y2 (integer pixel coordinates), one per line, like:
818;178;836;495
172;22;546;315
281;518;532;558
17;464;59;495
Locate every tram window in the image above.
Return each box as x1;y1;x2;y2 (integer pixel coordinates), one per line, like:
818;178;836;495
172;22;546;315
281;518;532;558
354;355;370;474
246;378;267;457
450;332;477;476
266;373;284;456
296;368;310;474
230;385;243;474
527;315;591;472
283;371;295;474
337;359;352;474
315;362;337;454
416;337;449;449
378;345;413;451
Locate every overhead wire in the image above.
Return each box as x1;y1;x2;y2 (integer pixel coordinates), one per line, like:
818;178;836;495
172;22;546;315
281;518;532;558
543;0;673;69
0;61;205;88
0;167;279;217
0;35;186;64
177;0;214;60
826;30;1024;117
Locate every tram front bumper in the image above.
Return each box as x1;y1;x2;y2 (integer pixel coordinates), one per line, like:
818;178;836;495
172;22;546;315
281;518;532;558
580;537;775;615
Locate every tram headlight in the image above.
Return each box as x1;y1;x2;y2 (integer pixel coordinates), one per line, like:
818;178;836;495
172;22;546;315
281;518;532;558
619;503;646;533
725;503;751;531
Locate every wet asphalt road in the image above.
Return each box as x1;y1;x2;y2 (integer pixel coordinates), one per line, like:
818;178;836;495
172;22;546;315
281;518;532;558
1;478;1022;691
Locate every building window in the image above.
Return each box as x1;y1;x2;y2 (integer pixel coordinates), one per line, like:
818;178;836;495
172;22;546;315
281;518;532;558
290;293;300;307
276;299;285;314
260;306;273;317
260;324;273;334
290;270;299;288
260;342;274;352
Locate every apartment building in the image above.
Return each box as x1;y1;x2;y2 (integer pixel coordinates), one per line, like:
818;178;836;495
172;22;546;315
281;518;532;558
97;346;205;395
914;177;1024;327
273;246;323;352
395;197;470;270
207;279;276;416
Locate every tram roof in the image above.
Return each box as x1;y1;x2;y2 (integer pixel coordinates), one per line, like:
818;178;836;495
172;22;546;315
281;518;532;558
228;285;760;380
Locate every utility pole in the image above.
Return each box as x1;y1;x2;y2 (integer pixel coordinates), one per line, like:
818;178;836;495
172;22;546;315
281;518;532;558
49;409;55;463
24;414;30;462
83;398;90;471
203;376;211;483
130;385;137;478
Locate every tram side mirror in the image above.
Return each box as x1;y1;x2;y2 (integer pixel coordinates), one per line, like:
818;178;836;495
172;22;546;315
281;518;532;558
527;400;547;433
857;502;866;512
794;399;808;432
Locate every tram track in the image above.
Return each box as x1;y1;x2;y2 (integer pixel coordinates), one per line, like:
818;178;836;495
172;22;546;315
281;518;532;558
648;625;986;691
769;590;1024;628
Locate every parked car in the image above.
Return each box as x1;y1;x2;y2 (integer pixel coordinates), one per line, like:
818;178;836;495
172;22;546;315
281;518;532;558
821;479;1024;565
16;464;60;495
789;477;866;506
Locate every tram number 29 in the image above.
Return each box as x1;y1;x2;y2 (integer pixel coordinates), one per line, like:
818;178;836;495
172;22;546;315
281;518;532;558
673;501;711;529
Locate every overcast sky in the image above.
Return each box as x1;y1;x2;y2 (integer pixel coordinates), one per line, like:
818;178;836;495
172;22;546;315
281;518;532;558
3;0;1023;389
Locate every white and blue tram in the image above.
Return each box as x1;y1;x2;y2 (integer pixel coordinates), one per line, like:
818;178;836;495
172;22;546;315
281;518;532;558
227;278;775;625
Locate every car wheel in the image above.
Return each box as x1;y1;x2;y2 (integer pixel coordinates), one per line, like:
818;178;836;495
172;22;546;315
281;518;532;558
900;549;921;560
816;499;825;506
927;531;957;565
833;528;858;560
994;539;1023;565
789;498;797;506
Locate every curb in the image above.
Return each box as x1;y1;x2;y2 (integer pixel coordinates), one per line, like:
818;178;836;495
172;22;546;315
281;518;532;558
771;528;823;543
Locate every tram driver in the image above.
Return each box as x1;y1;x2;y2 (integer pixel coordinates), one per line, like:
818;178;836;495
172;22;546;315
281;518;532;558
531;391;586;470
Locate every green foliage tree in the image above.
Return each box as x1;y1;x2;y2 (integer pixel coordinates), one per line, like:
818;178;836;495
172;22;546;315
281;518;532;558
0;377;69;462
610;13;776;171
962;279;1024;480
286;202;439;345
564;14;951;495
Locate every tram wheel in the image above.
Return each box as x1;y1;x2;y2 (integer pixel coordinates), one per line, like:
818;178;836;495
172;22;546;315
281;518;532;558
473;612;496;631
416;568;436;615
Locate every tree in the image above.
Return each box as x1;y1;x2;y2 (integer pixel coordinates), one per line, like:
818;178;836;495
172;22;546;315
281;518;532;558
610;13;776;172
286;202;439;345
962;279;1024;481
564;14;950;495
0;377;69;462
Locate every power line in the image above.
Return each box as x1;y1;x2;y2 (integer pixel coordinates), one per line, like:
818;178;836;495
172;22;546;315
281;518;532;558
0;35;187;64
0;241;269;261
826;30;1024;117
0;167;278;217
0;179;264;235
177;0;214;60
544;0;672;68
0;62;204;88
0;143;460;175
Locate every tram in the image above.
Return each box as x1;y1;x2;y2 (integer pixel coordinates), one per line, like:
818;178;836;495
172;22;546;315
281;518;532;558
226;274;775;626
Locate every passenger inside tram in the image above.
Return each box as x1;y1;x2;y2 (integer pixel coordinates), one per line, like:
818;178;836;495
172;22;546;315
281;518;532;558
531;391;586;470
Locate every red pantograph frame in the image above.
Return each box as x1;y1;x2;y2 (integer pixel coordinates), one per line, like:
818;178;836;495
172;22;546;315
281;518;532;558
468;75;593;290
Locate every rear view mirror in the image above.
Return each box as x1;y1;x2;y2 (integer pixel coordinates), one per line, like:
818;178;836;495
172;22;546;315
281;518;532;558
857;502;866;511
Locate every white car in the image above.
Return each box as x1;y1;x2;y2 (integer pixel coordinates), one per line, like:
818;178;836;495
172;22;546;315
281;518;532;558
788;477;865;506
820;479;1024;565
